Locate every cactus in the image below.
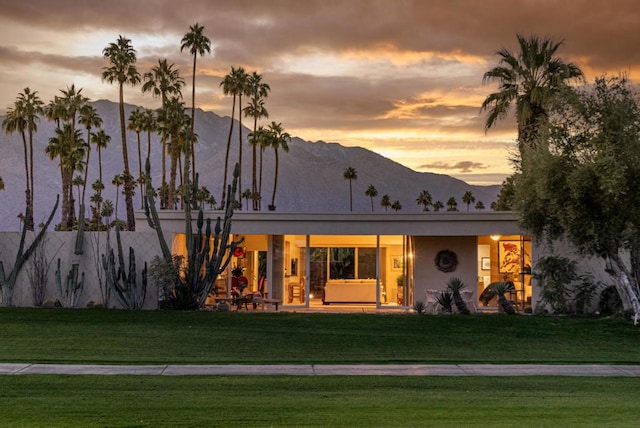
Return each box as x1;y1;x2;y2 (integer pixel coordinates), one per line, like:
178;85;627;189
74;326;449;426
55;204;87;308
0;196;59;306
54;258;85;308
144;135;242;310
101;224;147;310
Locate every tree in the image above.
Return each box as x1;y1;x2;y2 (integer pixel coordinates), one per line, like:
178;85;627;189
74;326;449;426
267;121;290;211
46;124;85;229
244;72;270;210
78;104;102;211
241;188;252;211
2;87;43;230
343;166;357;211
462;191;476;211
432;200;444;212
446;197;458;212
102;35;141;230
142;58;184;208
219;66;246;209
475;201;486;211
482;34;584;152
128;108;145;208
181;23;211;185
380;194;391;212
515;75;640;322
365;184;378;212
416;190;432;212
111;173;125;221
391;200;402;212
492;175;517;210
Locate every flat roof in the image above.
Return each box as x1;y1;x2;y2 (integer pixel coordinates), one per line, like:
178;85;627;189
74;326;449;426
135;210;524;236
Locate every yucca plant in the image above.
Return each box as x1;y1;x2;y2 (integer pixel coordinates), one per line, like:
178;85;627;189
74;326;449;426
493;281;516;315
413;300;427;314
435;290;454;313
446;277;470;314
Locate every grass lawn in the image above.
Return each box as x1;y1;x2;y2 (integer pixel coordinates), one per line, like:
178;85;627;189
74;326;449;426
0;308;638;364
1;376;639;427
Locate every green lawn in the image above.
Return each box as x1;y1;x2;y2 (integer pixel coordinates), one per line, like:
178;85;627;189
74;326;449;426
0;376;638;427
0;308;638;364
2;308;638;426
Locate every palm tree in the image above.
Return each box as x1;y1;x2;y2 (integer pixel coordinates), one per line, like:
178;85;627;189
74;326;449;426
90;129;110;192
181;23;211;184
446;196;458;212
141;108;156;162
380;194;391;212
59;84;88;130
475;201;486;211
365;184;378;212
235;69;249;205
391;200;402;212
102;35;141;230
2;87;43;230
46;124;85;229
241;188;252;210
481;34;584;151
416;190;432;212
343;166;357;212
267;121;290;211
432;200;444;212
446;277;470;315
219;66;245;209
128;108;145;208
244;72;270;210
142;58;184;205
462;191;475;211
78;104;102;211
0;177;4;191
111;173;125;221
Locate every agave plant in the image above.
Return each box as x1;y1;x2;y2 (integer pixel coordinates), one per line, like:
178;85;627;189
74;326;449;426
413;300;427;314
446;277;470;314
493;281;516;315
435;290;454;313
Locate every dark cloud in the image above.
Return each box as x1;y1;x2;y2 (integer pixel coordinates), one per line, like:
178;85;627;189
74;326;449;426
418;161;489;173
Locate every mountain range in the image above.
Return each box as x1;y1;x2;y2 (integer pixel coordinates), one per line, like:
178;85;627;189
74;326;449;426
0;100;500;231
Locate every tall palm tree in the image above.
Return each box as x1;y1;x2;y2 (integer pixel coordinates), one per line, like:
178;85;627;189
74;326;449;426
219;66;244;209
46;124;85;229
267;121;290;211
181;23;211;184
59;84;88;130
365;184;378;212
141;108;156;161
416;190;432;212
128;108;145;208
111;173;125;221
142;58;184;204
244;71;270;210
343;166;357;212
235;69;249;206
78;104;102;210
481;34;584;151
462;190;475;211
381;194;391;212
2;87;43;230
102;35;141;230
446;196;459;212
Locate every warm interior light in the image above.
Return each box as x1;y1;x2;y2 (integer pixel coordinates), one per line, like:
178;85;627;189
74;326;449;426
490;235;501;241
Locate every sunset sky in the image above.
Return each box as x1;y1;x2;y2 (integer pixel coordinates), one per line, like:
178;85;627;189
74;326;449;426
1;0;639;185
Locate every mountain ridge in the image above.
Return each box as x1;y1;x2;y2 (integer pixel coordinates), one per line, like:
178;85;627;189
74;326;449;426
0;100;500;231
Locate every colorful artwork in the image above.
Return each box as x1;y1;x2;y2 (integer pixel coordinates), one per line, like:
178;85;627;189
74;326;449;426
498;240;531;274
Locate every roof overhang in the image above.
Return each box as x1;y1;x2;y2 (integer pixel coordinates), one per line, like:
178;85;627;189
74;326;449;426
135;210;524;236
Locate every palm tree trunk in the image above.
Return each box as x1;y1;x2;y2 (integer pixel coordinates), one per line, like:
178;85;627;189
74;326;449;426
20;131;32;230
270;148;279;210
118;83;135;231
349;180;353;211
168;145;178;210
27;130;35;231
221;96;236;209
237;94;243;207
137;132;143;209
82;143;91;212
161;135;167;209
190;55;197;186
258;148;264;210
252;116;258;211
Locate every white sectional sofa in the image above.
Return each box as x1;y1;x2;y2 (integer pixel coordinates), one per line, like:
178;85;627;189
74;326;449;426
323;279;378;304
